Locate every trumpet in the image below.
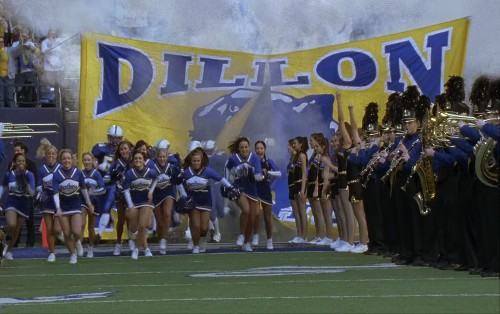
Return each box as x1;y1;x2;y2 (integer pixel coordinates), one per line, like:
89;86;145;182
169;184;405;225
0;123;59;139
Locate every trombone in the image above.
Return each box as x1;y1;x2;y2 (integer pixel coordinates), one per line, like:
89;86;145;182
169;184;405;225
0;123;59;139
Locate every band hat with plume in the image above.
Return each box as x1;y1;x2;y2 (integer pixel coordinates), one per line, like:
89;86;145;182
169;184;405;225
486;77;500;113
382;92;400;131
444;75;469;114
362;102;379;134
469;76;490;114
401;85;420;122
416;95;431;124
391;92;404;132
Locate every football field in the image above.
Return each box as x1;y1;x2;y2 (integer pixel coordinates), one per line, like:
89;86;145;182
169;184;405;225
0;246;498;313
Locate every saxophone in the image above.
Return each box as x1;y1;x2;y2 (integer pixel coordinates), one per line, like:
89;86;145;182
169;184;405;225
409;111;437;216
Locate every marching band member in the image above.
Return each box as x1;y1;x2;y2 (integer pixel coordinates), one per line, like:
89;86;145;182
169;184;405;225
123;150;158;259
52;149;94;264
387;86;423;265
358;101;385;255
181;147;237;253
0;153;36;260
80;152;105;258
225;136;264;251
35;138;62;262
252;140;281;250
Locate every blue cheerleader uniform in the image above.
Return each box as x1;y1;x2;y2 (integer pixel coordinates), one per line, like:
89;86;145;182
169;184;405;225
256;156;279;205
52;167;87;215
1;170;35;218
81;168;105;213
37;163;61;214
225;152;262;201
123;167;158;209
152;160;177;206
183;166;224;211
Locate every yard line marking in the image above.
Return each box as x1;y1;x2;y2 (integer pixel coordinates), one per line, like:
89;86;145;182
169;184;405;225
0;277;494;291
6;293;500;306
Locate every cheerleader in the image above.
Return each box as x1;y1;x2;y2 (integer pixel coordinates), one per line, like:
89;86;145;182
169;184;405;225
123;150;158;259
286;139;302;243
252;140;281;250
289;136;309;244
107;140;133;256
52;149;94;264
225;137;264;251
309;133;334;246
181;147;235;253
0;153;36;260
35;138;62;262
152;141;180;255
346;103;369;253
80;152;105;258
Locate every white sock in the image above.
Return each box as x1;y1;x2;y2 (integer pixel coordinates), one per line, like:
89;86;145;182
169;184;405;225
213;218;220;234
98;214;110;235
209;220;214;231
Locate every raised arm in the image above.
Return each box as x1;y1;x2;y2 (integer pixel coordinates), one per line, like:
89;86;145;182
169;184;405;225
348;103;362;146
336;92;352;149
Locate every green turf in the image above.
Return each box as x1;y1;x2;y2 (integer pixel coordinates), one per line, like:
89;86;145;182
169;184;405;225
0;252;498;313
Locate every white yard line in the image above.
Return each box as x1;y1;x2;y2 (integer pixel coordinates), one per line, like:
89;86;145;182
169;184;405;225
5;293;500;306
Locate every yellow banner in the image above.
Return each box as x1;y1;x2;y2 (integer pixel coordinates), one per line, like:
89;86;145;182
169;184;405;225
79;18;469;232
79;17;469;156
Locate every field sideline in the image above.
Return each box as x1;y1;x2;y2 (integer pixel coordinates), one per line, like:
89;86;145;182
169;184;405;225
0;246;499;313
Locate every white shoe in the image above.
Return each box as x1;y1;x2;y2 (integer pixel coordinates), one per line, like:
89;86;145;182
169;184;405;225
4;252;13;260
251;234;259;246
56;232;64;242
212;232;221;243
316;237;333;246
309;237;321;244
187;240;194;250
69;253;77;264
47;253;56;262
113;243;122;256
87;247;94;258
350;243;368;253
266;239;274;250
144;248;153;257
128;239;136;251
159;239;167;255
199;238;206;253
335;242;355;252
297;237;308;244
289;236;301;243
192;246;200;254
131;248;139;260
236;234;244;246
242;242;253;252
76;240;84;257
330;238;342;249
185;229;192;240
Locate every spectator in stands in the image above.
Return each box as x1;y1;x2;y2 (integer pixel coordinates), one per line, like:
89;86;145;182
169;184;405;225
12;28;40;107
0;31;21;108
0;123;5;162
41;28;63;88
7;141;37;247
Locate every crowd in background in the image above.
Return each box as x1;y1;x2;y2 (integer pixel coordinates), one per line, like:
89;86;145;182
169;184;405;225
0;3;64;108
